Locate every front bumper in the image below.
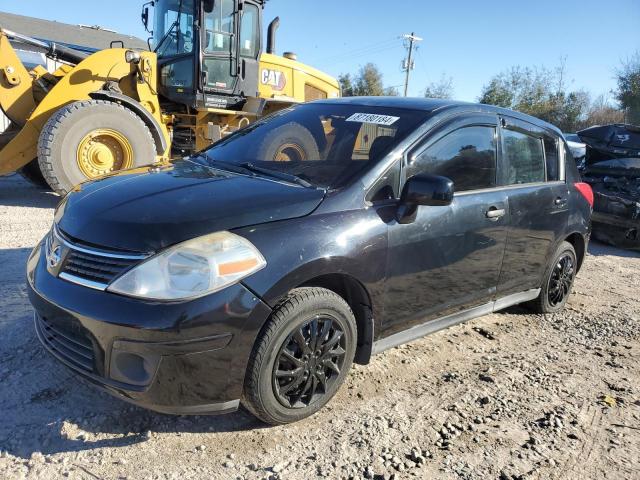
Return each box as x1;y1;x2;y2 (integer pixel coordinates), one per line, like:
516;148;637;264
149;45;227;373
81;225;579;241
27;240;272;415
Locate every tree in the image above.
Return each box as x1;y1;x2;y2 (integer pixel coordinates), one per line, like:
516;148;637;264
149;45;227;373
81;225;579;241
614;52;640;124
354;63;385;96
478;64;591;132
338;63;397;97
338;73;355;97
581;94;625;129
423;75;454;99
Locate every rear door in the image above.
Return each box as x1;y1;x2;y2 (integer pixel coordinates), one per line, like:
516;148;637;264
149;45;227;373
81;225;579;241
382;114;509;336
496;117;570;297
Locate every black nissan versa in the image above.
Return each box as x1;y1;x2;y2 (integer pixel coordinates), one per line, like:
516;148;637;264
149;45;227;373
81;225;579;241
27;98;593;425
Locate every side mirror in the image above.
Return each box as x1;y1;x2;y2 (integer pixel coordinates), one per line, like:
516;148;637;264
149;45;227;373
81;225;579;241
141;4;151;33
398;173;454;224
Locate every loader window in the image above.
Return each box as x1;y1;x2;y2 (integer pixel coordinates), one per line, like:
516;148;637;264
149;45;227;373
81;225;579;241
204;0;235;54
153;0;196;57
240;4;260;58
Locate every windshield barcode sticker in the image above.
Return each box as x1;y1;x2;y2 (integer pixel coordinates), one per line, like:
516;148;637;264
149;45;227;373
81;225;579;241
346;113;400;126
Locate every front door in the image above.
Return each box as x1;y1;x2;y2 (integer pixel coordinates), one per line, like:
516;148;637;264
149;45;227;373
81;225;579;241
383;115;508;337
201;0;261;106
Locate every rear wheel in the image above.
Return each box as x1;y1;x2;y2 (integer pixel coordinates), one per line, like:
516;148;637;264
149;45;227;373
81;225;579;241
526;241;577;314
38;100;156;195
243;287;356;425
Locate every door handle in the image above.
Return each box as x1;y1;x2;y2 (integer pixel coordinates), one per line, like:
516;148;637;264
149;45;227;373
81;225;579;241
554;197;568;206
485;207;506;219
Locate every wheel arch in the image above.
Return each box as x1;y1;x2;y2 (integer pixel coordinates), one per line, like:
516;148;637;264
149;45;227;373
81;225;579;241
88;90;167;155
565;232;586;272
254;270;376;366
298;273;374;365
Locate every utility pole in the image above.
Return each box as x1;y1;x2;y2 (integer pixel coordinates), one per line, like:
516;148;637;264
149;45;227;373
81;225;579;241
401;32;422;97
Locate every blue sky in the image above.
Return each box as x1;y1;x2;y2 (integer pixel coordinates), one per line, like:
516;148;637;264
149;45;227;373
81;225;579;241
2;0;638;101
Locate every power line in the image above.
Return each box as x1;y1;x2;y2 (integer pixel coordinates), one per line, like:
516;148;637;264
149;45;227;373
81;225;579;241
315;38;401;64
401;32;422;97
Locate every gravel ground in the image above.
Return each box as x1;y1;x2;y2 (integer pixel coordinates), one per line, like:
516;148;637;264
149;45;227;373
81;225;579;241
1;174;639;480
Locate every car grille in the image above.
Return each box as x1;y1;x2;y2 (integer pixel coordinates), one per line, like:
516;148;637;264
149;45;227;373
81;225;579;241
50;226;149;289
62;249;138;285
36;315;95;373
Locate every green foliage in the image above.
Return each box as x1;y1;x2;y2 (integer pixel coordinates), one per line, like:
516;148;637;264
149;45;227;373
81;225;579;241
423;75;454;99
338;73;355;97
615;52;640;125
478;65;591;132
338;63;397;97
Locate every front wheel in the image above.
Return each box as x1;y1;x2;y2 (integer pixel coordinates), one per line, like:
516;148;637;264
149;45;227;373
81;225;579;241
38;100;157;195
526;241;577;314
242;287;357;425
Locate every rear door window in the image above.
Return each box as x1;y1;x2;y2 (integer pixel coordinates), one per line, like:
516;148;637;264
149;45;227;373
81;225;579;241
409;126;497;192
501;129;545;184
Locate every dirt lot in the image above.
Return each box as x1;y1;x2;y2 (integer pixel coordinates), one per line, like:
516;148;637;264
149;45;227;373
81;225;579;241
0;174;639;480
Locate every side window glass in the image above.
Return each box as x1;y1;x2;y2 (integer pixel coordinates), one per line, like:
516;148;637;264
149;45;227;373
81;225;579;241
239;4;259;58
502;129;545;184
204;0;235;54
544;136;559;181
410;126;497;192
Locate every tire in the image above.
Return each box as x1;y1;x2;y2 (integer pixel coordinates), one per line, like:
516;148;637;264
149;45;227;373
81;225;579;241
38;100;157;195
243;287;357;425
526;241;577;314
255;122;320;162
19;159;50;189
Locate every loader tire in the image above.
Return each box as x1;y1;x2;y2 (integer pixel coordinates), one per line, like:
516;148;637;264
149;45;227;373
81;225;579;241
19;159;50;190
256;122;320;162
38;100;156;195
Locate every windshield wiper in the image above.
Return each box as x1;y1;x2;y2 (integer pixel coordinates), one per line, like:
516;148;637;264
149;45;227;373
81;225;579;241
240;163;313;188
199;157;313;188
154;0;183;56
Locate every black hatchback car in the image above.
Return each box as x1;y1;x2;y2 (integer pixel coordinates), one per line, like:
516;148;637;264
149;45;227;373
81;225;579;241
27;98;593;424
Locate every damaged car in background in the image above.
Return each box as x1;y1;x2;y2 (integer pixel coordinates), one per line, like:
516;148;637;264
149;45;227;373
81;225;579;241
579;124;640;249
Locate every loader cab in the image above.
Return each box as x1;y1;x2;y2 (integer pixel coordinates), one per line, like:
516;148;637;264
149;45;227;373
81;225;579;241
149;0;262;109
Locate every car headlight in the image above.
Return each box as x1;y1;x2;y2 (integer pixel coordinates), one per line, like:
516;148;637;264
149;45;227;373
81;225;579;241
107;231;266;301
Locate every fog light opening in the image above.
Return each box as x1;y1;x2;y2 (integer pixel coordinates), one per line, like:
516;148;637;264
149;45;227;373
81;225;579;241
110;350;157;386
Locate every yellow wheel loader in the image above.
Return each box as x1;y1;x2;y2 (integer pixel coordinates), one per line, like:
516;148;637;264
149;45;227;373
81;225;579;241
0;0;339;194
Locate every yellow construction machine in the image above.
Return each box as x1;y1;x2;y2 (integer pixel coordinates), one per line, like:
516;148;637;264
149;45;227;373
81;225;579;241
0;0;339;194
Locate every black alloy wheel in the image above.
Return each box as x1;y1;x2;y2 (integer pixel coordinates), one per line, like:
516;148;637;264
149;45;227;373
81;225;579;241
273;315;347;409
526;241;577;314
243;287;356;425
547;253;575;307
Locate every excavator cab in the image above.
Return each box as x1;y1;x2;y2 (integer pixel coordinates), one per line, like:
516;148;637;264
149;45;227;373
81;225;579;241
147;0;262;110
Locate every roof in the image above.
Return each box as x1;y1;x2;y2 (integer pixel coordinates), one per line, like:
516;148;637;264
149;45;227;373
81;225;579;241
0;11;147;52
317;96;562;134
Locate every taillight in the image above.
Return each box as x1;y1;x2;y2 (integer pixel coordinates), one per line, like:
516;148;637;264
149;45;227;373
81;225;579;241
574;182;594;208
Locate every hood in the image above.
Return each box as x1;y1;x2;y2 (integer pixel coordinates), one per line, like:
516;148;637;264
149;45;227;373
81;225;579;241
56;160;325;252
577;124;640;165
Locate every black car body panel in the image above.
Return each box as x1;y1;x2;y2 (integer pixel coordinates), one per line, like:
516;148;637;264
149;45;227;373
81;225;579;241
28;98;592;415
582;158;640;250
27;239;272;413
55;159;326;252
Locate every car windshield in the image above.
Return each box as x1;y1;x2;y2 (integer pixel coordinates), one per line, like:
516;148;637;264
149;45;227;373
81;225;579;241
199;103;427;189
